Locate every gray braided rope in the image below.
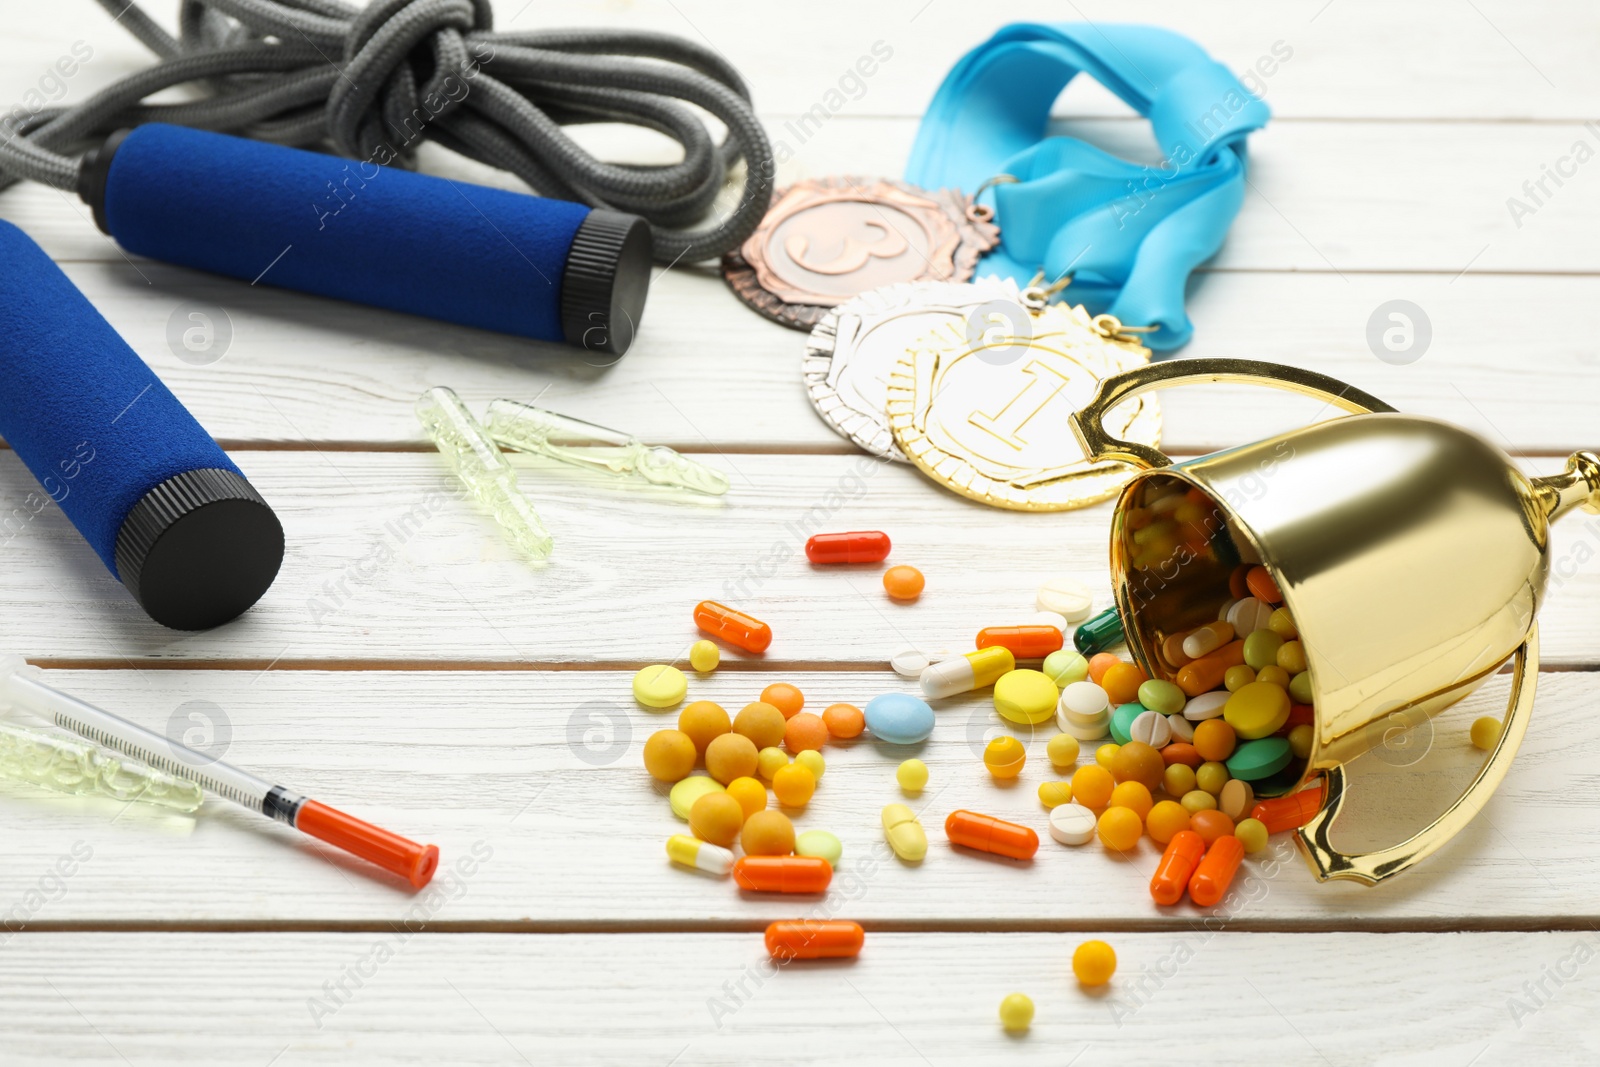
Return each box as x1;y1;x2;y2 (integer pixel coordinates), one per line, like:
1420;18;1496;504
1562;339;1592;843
0;0;774;263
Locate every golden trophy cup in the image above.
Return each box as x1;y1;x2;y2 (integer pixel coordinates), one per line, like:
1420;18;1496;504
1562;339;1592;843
1070;358;1600;886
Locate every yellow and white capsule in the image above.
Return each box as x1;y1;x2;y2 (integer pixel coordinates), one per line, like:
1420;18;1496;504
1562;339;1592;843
665;834;734;876
920;646;1015;699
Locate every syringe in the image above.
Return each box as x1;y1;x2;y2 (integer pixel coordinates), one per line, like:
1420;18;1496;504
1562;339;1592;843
0;658;438;889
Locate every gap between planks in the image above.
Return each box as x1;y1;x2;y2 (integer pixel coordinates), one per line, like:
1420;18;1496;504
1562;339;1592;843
9;916;1600;935
28;658;1600;673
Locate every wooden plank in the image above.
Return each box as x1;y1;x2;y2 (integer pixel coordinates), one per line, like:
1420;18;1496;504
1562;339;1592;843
1;261;1592;453
2;0;1595;121
0;666;1593;925
10;117;1599;275
0;451;1595;666
0;930;1590;1063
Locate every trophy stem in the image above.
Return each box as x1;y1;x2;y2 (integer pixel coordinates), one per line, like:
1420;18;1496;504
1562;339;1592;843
1532;451;1600;521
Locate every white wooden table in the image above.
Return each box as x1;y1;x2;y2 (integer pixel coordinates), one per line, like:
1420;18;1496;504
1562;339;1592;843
2;2;1598;1062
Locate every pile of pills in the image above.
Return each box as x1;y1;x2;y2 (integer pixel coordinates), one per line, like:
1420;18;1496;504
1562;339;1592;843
631;521;1488;1035
644;680;852;892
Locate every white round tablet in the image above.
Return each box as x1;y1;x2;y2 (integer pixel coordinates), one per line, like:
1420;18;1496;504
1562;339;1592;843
1129;710;1172;748
1060;681;1110;717
1048;803;1097;845
1030;610;1069;631
1227;597;1273;638
1059;704;1109;730
1183;692;1230;721
891;650;931;679
1058;708;1110;740
1036;577;1095;623
1166;713;1195;743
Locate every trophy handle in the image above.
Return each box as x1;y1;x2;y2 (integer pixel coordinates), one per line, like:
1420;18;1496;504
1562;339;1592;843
1296;627;1539;886
1070;358;1396;470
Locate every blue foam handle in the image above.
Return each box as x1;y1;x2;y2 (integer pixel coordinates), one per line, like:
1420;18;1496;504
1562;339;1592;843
0;220;242;577
98;124;591;342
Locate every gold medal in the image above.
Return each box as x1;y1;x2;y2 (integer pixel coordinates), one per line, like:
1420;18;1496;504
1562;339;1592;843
885;296;1160;511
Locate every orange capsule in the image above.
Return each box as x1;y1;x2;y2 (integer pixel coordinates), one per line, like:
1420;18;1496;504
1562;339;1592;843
1175;639;1246;697
1161;742;1203;768
733;855;833;893
1188;835;1244;906
805;531;891;565
976;626;1063;659
1249;783;1325;834
944;809;1039;860
1245;566;1282;605
1150;829;1205;906
694;601;772;654
765;920;864;960
1285;703;1315;728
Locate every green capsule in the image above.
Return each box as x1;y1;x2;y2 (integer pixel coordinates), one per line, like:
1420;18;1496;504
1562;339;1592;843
1073;606;1124;655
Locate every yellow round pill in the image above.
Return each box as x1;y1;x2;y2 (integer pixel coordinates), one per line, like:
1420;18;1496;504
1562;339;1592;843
1470;716;1503;751
772;763;816;808
1223;680;1290;740
632;664;687;709
688;640;720;673
1256;665;1291;688
1046;733;1080;768
1095;743;1120;770
984;735;1027;779
756;746;789;780
1073;940;1117;986
795;749;826;780
998;992;1034;1033
668;775;725;820
993;669;1059;725
896;758;929;793
1288;723;1314;759
1038;781;1073;808
1196;761;1230;795
1235;817;1269;854
725;776;767;818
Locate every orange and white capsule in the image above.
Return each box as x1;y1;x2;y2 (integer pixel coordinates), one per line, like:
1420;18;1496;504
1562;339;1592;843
694;601;772;654
944;809;1039;860
732;855;832;893
765;920;864;960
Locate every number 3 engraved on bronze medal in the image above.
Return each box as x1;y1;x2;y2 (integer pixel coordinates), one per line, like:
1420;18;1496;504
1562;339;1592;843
784;220;909;276
969;360;1074;450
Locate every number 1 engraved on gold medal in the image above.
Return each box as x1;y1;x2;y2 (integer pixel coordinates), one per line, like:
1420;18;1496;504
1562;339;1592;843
969;359;1073;450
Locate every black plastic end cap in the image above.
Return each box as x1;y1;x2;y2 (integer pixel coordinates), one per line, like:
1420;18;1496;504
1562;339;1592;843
560;209;652;356
77;128;132;235
115;468;285;631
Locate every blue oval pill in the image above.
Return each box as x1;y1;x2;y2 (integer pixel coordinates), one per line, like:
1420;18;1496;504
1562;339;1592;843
1110;702;1145;745
864;692;936;744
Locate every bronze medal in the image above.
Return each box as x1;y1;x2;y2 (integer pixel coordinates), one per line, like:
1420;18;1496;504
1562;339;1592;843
723;176;1000;330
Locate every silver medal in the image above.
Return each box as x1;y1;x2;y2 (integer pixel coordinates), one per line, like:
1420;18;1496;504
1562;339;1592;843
803;276;1026;461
